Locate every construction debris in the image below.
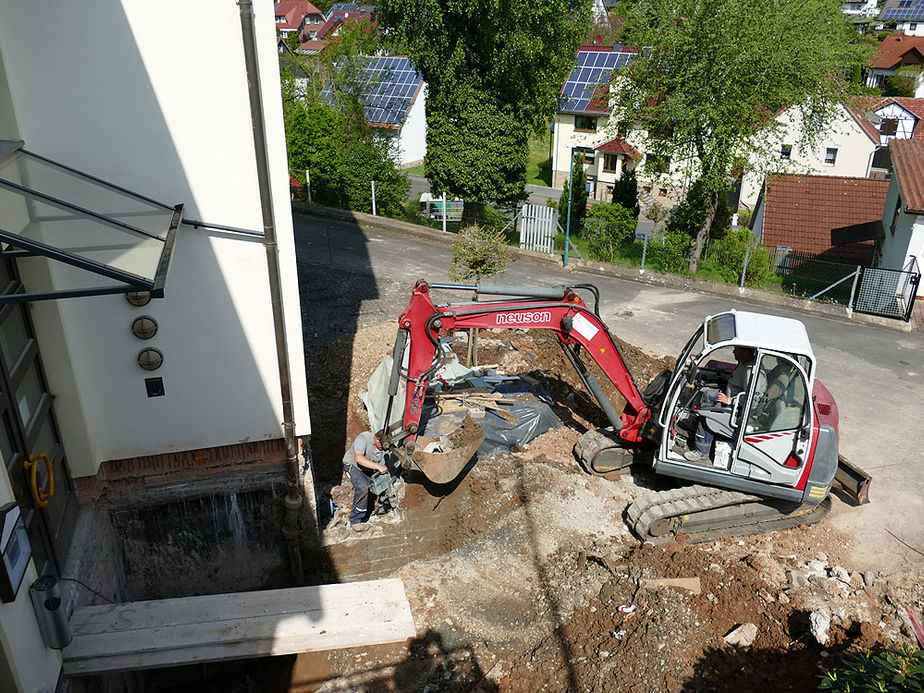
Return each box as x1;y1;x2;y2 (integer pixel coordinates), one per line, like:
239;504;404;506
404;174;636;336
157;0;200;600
723;623;758;647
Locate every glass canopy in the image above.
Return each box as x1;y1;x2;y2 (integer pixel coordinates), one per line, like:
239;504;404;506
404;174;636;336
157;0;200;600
0;145;180;302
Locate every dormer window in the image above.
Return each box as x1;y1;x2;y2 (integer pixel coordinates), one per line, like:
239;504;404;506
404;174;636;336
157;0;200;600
880;118;899;137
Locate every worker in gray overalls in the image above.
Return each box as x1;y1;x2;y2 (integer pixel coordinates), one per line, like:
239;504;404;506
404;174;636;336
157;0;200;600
342;431;389;532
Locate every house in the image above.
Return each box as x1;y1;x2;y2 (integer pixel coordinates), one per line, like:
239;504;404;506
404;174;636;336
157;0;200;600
878;0;924;35
321;56;427;166
739;96;924;209
297;38;330;55
0;0;365;687
274;0;323;42
552;45;658;203
751;174;890;265
842;0;880;16
317;2;375;39
864;33;924;94
877;138;924;296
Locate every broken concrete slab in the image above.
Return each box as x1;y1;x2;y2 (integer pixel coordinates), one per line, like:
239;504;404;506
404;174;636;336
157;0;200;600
640;578;701;595
723;623;757;647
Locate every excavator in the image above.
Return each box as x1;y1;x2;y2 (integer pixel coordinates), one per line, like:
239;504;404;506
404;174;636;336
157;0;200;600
376;280;871;543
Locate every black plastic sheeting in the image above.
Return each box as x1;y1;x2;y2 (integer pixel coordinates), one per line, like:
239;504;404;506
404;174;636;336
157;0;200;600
418;389;561;459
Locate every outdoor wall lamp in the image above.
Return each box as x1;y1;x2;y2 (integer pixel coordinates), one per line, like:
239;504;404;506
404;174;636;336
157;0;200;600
131;316;158;340
125;291;151;307
137;348;163;371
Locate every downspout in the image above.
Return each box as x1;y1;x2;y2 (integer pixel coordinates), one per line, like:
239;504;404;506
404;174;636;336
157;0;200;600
238;0;304;585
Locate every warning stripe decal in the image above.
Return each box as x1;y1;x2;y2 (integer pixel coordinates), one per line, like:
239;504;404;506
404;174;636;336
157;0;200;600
744;430;797;443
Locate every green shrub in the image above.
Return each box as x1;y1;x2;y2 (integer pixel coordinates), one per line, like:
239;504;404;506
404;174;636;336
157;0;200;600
737;207;752;229
610;167;640;219
448;224;510;281
706;228;774;287
585;203;638;262
559;156;588;234
818;646;924;692
649;230;691;274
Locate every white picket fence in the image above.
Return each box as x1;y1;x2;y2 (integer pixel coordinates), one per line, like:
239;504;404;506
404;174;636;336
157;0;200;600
519;203;557;254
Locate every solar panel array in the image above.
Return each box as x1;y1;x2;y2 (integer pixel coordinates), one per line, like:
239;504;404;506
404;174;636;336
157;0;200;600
559;50;636;113
321;56;422;127
882;0;924;19
327;2;365;15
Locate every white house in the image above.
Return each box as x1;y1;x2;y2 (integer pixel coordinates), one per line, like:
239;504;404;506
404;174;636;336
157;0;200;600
740;97;924;209
878;0;924;35
842;0;880;15
0;0;313;687
878;138;924;296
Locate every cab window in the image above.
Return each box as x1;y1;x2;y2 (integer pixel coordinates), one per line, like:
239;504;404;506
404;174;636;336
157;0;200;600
744;355;807;434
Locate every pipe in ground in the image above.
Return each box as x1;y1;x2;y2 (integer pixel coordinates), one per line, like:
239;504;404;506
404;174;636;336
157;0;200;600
238;0;304;585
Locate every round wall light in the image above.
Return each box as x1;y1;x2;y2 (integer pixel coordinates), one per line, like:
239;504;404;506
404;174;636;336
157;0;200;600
131;315;158;340
125;291;151;307
137;347;164;371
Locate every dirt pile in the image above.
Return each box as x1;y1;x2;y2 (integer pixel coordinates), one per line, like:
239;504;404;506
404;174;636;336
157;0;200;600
307;323;923;693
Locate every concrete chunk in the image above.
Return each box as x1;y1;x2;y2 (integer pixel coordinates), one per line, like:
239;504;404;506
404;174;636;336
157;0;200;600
640;578;701;595
723;623;758;647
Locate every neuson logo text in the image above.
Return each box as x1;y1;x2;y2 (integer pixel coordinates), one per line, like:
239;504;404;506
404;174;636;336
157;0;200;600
495;311;552;325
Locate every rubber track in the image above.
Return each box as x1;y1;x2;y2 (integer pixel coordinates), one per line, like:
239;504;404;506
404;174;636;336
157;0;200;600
574;429;633;475
627;484;832;544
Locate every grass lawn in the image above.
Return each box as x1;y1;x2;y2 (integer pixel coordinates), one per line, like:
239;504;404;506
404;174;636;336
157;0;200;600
403;162;426;176
526;128;553;187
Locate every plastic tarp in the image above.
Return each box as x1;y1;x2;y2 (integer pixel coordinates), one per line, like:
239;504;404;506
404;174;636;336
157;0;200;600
418;389;561;459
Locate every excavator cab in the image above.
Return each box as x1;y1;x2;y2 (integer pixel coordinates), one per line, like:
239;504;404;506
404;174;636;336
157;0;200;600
657;310;818;494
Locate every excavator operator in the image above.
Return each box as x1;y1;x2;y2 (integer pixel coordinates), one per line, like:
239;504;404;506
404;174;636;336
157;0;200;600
685;346;756;464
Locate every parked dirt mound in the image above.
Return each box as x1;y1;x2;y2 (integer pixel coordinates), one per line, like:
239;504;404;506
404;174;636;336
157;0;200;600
305;322;922;693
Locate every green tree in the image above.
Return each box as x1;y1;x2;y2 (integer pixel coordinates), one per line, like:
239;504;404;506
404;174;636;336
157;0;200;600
613;0;868;272
376;0;592;203
559;155;589;234
610;166;640;219
884;66;922;98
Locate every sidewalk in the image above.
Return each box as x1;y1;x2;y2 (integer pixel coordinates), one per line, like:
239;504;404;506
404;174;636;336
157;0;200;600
292;202;919;334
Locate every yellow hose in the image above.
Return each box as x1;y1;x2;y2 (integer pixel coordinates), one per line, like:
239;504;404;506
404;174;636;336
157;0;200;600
24;453;54;508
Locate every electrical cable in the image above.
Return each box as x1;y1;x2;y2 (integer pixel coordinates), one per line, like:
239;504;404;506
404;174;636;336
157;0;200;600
59;577;115;604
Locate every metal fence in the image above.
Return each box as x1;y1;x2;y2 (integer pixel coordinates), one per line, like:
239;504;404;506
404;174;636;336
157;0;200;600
776;251;921;322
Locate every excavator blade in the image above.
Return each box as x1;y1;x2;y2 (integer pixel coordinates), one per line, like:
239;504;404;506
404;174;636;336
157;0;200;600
833;454;872;505
412;414;485;485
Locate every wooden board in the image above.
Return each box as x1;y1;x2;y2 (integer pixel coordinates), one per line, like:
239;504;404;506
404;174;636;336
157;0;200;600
62;578;416;676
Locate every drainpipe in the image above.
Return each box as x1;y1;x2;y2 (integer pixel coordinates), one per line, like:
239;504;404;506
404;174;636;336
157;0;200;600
238;0;304;585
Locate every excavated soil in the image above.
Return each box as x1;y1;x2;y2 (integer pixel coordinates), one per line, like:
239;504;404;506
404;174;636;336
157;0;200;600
302;324;923;693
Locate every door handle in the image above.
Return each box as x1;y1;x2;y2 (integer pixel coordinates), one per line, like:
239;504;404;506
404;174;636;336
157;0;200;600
25;453;54;508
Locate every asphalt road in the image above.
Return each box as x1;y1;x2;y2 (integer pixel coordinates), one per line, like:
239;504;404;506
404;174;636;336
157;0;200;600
295;211;924;574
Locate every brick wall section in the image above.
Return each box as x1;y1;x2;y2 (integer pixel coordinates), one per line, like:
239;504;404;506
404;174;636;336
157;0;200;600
74;438;287;504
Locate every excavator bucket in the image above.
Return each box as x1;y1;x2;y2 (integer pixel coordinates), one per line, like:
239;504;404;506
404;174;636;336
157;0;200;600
411;414;485;485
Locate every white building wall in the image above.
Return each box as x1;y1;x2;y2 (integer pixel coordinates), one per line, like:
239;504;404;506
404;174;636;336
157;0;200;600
0;0;309;475
0;461;62;693
740;104;877;209
897;22;924;36
396;84;427;166
878;178;924;297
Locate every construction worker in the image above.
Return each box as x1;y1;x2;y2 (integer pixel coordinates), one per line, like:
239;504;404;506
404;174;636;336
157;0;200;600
685;346;756;464
342;430;389;532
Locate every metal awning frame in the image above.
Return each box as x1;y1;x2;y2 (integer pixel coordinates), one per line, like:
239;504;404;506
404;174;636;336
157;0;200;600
0;148;182;304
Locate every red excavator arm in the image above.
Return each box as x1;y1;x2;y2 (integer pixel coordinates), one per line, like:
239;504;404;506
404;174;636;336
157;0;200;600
384;280;652;457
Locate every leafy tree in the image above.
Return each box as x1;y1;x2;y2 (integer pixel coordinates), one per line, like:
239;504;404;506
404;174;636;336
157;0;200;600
884;66;922;98
705;228;774;287
376;0;592;203
610;167;640;219
559;155;589;234
613;0;868;272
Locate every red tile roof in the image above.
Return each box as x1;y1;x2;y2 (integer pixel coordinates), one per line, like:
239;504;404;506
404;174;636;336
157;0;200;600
891;138;924;214
759;174;890;264
595;136;641;159
297;39;329;53
869;34;924;70
275;1;322;29
844;96;924;143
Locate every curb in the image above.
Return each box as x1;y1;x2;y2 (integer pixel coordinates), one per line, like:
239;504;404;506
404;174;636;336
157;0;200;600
292;202;914;333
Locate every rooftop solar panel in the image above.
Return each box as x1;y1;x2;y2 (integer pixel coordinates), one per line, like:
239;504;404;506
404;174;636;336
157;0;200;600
881;0;924;18
320;56;423;127
558;50;636;113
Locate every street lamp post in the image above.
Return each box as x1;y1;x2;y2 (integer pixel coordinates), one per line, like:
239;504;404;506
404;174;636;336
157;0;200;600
564;142;579;268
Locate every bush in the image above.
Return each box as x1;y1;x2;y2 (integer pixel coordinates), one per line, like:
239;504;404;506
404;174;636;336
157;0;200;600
818;646;924;692
585;203;638;262
610;167;640;220
737;207;752;229
649;230;691;274
706;228;774;287
448;224;510;281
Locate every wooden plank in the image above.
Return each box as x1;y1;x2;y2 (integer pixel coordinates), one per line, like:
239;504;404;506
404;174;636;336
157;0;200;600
62;579;415;676
70;579;400;635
